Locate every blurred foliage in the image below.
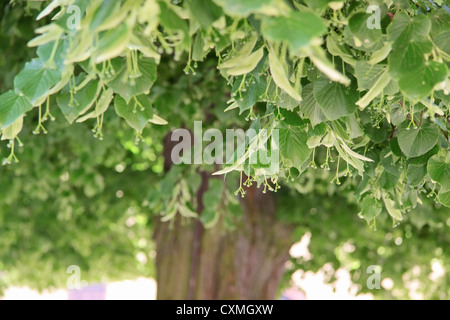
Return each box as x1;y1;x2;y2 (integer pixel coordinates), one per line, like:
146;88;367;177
0;106;164;293
0;2;41;91
0;2;162;293
276;170;449;299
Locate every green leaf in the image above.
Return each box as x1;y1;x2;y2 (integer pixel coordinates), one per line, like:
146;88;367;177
268;50;302;102
391;0;411;10
397;122;440;158
14;59;62;105
90;1;124;32
0;91;33;129
407;165;427;187
76;88;114;123
57;79;100;124
390;103;406;127
435;91;450;109
192;33;206;62
356;69;391;109
27;24;64;48
407;144;439;166
313;77;359;121
388;39;433;81
382;193;403;222
158;1;189;37
219;35;258;69
37;39;68;70
130;34;161;63
278;109;307;127
36;0;65;20
430;8;450;37
398;61;447;102
299;84;327;126
385;79;399;96
359;196;382;225
439;189;450;208
380;171;399;191
326;32;357;67
380;149;400;175
348;12;382;49
213;0;285;17
355;62;386;91
149;115;168;126
304;0;342;14
347;114;364;139
369;42;392;65
262;11;327;53
1;117;23;141
188;0;223;29
277;90;301;111
363;122;389;144
333;140;365;174
309;122;327;137
225;48;264;76
434;30;450;56
390;138;404;158
278;126;311;168
232;75;266;114
427;155;450;191
92;23;131;64
109;58;158;103
388;13;431;50
114;95;154;133
337;135;374;163
309;46;350;85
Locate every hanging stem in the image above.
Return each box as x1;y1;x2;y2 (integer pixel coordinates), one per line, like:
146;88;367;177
43;96;55;122
33;105;48;135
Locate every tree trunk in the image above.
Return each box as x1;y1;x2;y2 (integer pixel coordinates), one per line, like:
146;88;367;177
153;183;294;300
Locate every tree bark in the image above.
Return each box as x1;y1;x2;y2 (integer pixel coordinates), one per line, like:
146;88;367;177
155;132;294;300
153;182;294;300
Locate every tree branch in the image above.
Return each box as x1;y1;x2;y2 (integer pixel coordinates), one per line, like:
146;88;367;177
389;125;397;140
442;129;449;141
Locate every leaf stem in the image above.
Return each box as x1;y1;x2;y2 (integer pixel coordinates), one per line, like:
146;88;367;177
399;100;419;127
